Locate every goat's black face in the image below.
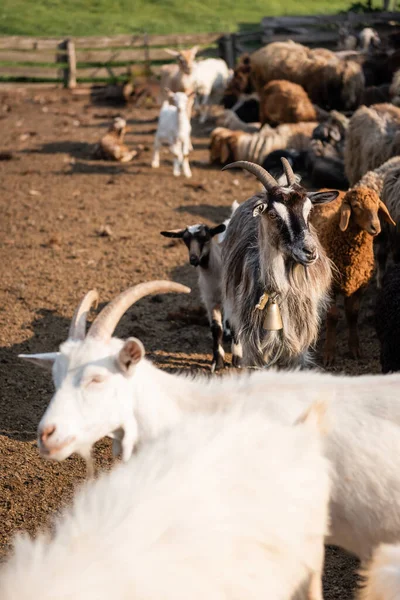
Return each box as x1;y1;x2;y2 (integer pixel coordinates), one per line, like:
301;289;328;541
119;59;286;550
160;223;226;269
254;186;338;266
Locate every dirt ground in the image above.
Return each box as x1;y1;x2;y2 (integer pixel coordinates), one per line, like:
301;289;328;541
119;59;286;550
0;86;381;595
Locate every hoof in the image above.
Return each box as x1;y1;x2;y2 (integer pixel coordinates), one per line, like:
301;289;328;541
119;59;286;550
232;355;242;368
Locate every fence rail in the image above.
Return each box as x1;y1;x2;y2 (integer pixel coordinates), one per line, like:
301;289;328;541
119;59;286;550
0;11;399;86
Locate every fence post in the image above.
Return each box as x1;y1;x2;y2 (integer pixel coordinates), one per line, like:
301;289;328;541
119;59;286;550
219;34;235;68
143;33;151;76
66;39;77;89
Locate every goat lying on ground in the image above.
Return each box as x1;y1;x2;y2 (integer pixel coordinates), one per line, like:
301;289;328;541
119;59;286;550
93;117;138;162
0;401;330;600
152;89;194;178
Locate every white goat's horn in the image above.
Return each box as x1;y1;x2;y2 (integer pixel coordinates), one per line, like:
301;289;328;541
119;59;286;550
69;290;99;340
87;280;191;340
281;157;296;186
222;161;278;191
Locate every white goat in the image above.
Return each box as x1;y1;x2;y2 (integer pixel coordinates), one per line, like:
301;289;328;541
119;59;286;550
0;401;330;600
20;279;400;563
151;89;193;178
359;544;400;600
192;58;232;123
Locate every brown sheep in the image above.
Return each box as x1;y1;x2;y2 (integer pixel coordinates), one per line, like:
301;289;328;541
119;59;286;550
249;41;364;111
344;103;400;186
311;187;395;365
93;118;138;163
259;80;327;126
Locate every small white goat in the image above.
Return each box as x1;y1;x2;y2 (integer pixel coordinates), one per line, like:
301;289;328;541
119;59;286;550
151;89;194;178
19;282;400;563
0;401;330;600
193;58;232;123
359;543;400;600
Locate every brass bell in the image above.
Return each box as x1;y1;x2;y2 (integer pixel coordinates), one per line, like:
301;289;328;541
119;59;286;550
263;298;283;331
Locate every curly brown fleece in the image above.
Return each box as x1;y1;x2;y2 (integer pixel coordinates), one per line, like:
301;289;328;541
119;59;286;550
259;80;318;126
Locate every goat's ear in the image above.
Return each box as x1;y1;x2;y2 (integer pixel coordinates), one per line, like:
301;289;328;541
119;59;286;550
379;201;396;227
118;338;145;377
18;352;60;370
309;190;339;205
339;201;352;232
190;45;199;57
160;229;185;238
164;48;180;57
210;223;226;237
253;202;267;217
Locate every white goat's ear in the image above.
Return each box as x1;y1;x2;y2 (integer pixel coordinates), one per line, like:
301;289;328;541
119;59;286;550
309;190;339;205
253;202;267;217
18;352;59;370
118;338;145;376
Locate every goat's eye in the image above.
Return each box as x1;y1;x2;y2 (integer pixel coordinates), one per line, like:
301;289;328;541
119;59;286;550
84;374;107;388
268;211;278;220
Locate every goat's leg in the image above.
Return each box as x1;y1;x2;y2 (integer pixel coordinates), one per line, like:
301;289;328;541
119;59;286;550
172;142;183;177
375;227;390;289
199;94;210;124
344;288;363;360
231;326;243;368
323;295;339;367
151;137;161;168
181;139;192;178
210;306;225;373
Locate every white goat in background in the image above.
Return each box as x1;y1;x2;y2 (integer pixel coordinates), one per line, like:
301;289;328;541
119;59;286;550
0;401;330;600
193;58;232;123
19;279;400;563
151;89;194;178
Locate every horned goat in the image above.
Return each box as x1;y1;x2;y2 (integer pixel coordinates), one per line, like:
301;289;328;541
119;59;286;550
0;402;330;600
344;103;400;186
160;221;228;372
311;186;395;366
19;301;400;562
151;89;194;178
221;159;338;368
209;122;316;166
93;117;138;163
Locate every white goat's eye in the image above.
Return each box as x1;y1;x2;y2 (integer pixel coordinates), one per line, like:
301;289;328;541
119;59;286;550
84;374;107;387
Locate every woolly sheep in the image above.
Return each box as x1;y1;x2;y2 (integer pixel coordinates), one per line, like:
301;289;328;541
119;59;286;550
0;401;330;600
259;79;328;126
344;103;400;186
19;280;400;561
310;186;395;365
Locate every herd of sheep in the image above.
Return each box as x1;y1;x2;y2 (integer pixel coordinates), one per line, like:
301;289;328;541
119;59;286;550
3;24;400;600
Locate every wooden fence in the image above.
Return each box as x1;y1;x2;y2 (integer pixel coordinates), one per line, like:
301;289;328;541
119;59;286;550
0;32;222;86
0;10;399;86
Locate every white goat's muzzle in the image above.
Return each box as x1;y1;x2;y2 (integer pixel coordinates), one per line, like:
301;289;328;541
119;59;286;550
38;424;76;460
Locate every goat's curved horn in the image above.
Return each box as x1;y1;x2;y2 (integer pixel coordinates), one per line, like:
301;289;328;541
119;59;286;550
281;157;296;186
69;290;99;340
87;281;191;340
222;161;278;191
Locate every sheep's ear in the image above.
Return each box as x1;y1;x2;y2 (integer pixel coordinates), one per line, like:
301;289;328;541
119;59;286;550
220;141;230;165
379;201;396;227
18;352;60;370
118;338;145;377
164;48;180;57
339;201;352;232
309;190;339;205
160;229;185;238
253;202;267;217
210;223;226;237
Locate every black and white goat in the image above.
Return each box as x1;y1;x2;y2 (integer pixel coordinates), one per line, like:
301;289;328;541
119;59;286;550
161;223;227;371
222;159;338;368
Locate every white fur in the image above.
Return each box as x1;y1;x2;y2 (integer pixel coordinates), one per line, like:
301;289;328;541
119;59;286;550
360;543;400;600
193;58;232;123
0;402;330;600
151;92;192;178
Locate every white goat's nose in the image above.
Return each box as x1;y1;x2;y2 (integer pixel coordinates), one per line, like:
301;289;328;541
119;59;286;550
40;424;56;445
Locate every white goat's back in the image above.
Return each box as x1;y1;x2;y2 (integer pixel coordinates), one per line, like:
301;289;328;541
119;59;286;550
0;405;330;600
194;58;230;97
360;543;400;600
